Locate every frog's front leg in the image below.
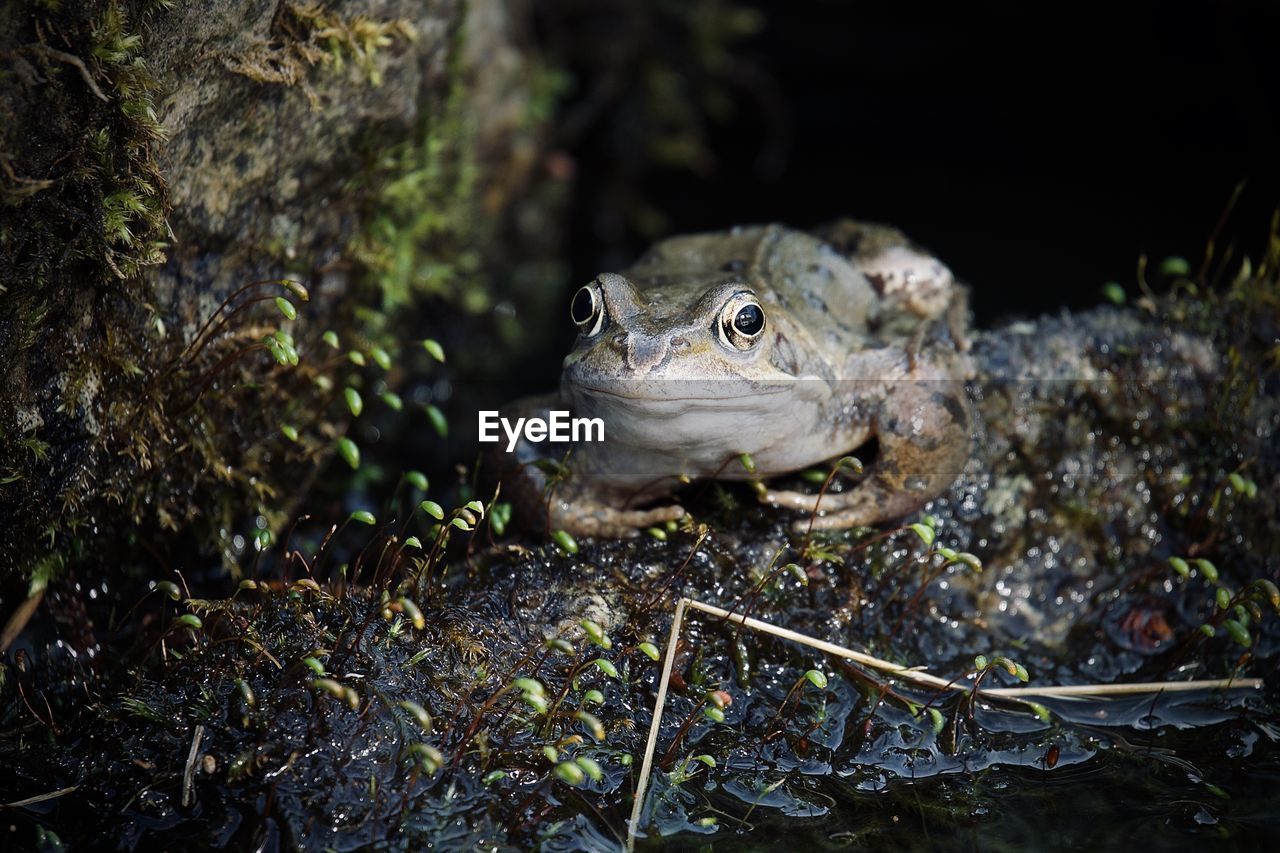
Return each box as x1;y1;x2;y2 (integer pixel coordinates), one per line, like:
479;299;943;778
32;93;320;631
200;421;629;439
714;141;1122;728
484;394;685;538
762;370;971;531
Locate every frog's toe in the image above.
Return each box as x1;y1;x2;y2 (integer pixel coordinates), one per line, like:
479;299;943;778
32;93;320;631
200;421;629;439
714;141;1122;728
763;488;877;527
788;504;876;532
629;504;686;527
569;504;685;538
765;488;881;530
760;488;825;511
609;505;685;537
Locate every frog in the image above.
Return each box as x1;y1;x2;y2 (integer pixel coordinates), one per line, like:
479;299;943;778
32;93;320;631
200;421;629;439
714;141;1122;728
487;221;973;537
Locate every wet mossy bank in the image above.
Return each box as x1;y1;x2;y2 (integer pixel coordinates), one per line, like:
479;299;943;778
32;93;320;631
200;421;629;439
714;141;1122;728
2;257;1277;848
0;0;557;589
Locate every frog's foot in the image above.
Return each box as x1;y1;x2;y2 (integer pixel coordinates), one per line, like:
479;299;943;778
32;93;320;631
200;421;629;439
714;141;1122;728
788;496;883;531
548;500;685;538
760;487;882;530
759;488;831;512
768;481;943;532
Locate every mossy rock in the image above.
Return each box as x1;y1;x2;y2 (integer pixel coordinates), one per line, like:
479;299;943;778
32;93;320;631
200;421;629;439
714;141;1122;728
0;0;552;586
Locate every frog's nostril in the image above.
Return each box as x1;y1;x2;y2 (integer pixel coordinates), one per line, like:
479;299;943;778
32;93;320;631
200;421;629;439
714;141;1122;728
612;332;627;348
670;335;690;352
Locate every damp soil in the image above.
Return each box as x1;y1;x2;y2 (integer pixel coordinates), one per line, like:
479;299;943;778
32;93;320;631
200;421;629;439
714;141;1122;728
3;284;1278;851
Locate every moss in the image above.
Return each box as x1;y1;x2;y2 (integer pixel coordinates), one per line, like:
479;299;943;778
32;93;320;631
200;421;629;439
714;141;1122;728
220;2;415;108
0;0;541;586
0;1;174;578
348;75;488;313
0;0;392;583
1164;202;1280;420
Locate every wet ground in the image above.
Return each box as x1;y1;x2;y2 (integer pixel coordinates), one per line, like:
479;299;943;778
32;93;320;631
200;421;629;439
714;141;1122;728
2;288;1277;850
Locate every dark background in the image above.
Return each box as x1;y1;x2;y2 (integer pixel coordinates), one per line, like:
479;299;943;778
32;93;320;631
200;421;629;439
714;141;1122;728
545;0;1280;328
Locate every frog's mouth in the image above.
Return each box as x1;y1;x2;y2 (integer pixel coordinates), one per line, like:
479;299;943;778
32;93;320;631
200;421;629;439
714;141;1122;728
567;379;823;446
567;378;834;469
571;381;793;404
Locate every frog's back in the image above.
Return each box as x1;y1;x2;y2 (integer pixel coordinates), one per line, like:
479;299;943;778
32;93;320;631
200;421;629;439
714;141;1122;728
624;224;879;350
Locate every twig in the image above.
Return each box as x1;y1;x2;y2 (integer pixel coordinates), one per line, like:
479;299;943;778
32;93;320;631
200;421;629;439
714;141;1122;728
626;597;687;852
3;786;78;809
28;44;110;102
687;599;1263;697
687;599;956;691
182;724;205;807
626;597;1265;851
979;679;1261;698
0;589;45;653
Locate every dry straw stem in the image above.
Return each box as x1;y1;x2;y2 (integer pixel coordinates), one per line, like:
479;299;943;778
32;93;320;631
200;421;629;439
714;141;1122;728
2;786;78;809
626;597;1264;851
182;724;205;808
0;589;45;653
628;598;689;849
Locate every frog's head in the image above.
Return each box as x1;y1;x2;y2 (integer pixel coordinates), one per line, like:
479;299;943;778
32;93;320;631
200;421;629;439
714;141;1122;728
559;271;831;464
561;272;801;395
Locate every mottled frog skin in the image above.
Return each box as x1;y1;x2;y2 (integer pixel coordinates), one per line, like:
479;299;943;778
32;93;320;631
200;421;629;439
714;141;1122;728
493;221;973;536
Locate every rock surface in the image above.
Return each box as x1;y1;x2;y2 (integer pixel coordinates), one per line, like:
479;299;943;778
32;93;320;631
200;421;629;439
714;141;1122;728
0;0;546;582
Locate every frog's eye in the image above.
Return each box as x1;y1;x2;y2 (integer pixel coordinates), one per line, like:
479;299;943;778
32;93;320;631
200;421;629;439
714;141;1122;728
718;293;766;350
570;284;605;337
